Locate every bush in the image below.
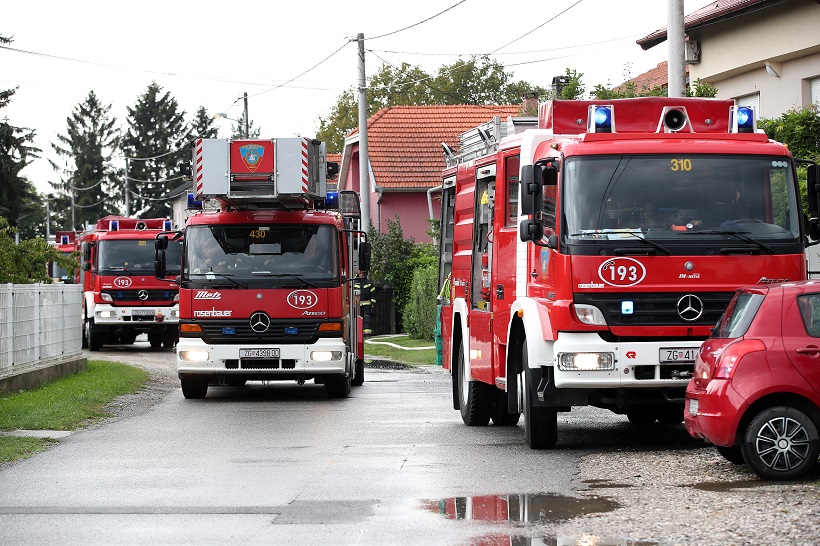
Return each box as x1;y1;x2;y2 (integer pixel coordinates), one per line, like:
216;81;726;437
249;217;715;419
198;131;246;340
403;264;438;340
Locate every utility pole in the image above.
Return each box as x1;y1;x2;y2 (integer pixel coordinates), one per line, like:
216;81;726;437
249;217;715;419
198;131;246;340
243;92;249;138
667;0;686;98
357;33;371;235
124;158;131;216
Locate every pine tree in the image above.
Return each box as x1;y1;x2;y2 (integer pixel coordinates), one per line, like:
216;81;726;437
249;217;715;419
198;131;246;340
0;34;41;234
122;82;189;218
49;91;121;231
230;111;261;139
190;106;219;142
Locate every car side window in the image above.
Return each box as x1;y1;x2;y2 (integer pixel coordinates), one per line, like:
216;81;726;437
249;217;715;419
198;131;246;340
796;293;820;338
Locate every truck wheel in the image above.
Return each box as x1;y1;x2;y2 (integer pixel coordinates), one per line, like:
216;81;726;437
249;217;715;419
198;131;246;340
180;376;208;399
456;342;491;426
162;331;177;348
716;445;745;465
326;374;351;398
119;333;137;345
741;406;819;480
520;341;557;449
148;333;162;349
626;410;656;425
352;359;365;386
657;405;684;424
86;319;103;351
491;388;520;426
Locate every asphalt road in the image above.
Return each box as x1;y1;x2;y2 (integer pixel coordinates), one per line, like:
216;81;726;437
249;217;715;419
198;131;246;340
1;341;801;545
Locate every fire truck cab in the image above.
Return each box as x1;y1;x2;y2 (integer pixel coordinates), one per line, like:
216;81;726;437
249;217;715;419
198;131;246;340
439;97;820;448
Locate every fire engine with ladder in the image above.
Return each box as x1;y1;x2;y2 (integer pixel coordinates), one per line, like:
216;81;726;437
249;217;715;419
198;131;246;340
77;216;181;351
155;137;369;399
50;230;77;283
438;97;820;448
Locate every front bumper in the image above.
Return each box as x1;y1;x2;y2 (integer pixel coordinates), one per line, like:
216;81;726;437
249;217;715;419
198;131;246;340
684;379;745;446
551;332;698;389
176;337;347;378
91;303;179;330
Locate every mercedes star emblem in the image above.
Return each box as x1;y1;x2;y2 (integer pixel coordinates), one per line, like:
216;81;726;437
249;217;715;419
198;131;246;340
677;294;704;322
138;290;149;301
249;311;271;333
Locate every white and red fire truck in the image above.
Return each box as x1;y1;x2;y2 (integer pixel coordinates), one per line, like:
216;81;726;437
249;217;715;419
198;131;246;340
438;97;820;448
77;216;181;351
154;137;369;399
50;230;77;282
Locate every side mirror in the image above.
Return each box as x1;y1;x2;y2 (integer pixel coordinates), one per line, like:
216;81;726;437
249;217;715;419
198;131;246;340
154;249;167;279
520;165;544;216
809;218;820;242
83;262;91;272
155;235;169;250
359;241;372;273
519;219;543;242
807;164;820;218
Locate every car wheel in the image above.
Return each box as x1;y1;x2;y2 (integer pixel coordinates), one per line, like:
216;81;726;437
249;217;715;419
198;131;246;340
456;342;491;426
180;376;208;399
352;359;365;386
716;445;745;465
520;338;557;449
741;406;820;480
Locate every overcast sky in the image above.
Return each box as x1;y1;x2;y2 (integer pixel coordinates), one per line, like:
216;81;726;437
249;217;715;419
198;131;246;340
2;0;715;195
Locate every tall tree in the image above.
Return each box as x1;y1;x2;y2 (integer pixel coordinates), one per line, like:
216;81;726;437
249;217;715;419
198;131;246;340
122;82;188;218
189;106;219;142
0;34;41;234
49;91;121;231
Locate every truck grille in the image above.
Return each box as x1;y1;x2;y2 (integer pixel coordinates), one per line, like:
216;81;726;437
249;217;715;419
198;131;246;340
188;319;340;345
574;291;734;327
104;289;177;304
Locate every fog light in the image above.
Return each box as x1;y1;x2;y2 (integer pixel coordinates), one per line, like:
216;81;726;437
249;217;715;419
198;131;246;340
170;309;179;318
574;304;606;326
96;310;116;318
179;350;210;362
558;352;615;371
311;351;343;361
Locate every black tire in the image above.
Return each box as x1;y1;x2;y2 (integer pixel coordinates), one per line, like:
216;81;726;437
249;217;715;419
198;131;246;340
162;331;177;348
119;333;137;345
491;387;521;426
352;359;365;386
520;340;557;449
627;410;657;425
716;445;745;465
86;319;103;351
326;373;351;398
741;406;820;480
81;315;88;349
148;333;162;349
456;342;491;426
180;376;208;399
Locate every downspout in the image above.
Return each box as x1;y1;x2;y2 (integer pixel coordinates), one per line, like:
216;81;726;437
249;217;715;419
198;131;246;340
427;184;442;246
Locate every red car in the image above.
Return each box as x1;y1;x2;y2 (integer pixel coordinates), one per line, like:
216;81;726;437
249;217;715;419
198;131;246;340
685;281;820;480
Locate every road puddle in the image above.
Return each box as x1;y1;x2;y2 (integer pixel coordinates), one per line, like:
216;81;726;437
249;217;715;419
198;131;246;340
421;493;657;545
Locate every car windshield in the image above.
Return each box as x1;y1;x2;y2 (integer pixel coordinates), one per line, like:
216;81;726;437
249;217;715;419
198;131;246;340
98;239;182;276
563;155;800;244
713;291;765;338
184;224;338;288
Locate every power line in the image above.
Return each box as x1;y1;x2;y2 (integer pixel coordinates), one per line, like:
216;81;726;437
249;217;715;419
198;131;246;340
248;42;350;101
368;0;470;41
489;0;585;54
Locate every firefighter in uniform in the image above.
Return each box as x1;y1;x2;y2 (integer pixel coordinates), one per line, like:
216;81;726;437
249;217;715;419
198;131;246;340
355;271;375;336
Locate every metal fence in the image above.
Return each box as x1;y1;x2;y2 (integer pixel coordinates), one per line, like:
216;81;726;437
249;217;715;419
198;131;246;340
0;283;83;378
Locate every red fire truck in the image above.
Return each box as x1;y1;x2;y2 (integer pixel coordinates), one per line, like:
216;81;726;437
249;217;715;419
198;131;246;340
77;216;181;351
154;137;369;399
50;230;77;282
438;97;820;448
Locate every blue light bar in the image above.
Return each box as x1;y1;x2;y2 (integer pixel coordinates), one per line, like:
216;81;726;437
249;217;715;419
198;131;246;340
587;105;614;133
730;105;756;133
109;220;119;231
164;220;172;230
187;192;203;210
325;191;339;209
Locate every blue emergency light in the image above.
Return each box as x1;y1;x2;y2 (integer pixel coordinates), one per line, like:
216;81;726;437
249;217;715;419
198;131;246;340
164;220;173;231
588;105;614;133
730;105;756;133
187;192;203;210
60;235;70;245
325;191;339;209
109;220;119;231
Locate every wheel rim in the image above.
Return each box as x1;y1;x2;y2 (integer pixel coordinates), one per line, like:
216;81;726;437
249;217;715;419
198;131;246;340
754;416;811;472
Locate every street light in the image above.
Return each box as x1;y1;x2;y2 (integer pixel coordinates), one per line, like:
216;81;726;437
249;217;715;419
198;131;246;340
214;92;249;138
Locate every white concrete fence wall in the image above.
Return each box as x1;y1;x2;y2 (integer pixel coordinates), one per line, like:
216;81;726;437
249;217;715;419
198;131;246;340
0;283;82;378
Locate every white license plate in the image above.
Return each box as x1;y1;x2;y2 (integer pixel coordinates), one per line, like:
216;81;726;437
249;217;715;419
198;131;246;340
660;347;697;363
689;398;699;416
132;309;155;316
240;348;280;359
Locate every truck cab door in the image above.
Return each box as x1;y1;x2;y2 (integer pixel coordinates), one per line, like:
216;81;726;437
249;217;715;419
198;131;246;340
469;165;496;384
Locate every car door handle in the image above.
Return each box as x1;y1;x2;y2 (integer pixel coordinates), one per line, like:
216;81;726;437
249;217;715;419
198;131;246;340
795;346;820;355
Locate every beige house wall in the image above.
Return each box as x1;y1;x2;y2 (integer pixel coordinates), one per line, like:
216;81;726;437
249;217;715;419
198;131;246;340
686;0;820;117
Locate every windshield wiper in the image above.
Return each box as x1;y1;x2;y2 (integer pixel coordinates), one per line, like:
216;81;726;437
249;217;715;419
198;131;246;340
569;231;671;255
679;230;774;254
189;272;248;288
251;272;317;288
616;232;671;255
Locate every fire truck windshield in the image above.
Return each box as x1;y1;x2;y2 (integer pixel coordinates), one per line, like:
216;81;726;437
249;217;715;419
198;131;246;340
184;224;338;288
98;239;181;275
563;155;800;249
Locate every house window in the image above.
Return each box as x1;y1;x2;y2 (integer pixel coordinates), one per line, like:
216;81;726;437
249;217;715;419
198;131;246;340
735;92;760;114
811;77;820;106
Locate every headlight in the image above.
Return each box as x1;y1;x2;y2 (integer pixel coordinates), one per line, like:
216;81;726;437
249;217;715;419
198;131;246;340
557;352;615;371
100;293;113;302
179;350;210;362
95;310;116;318
573;304;606;326
311;351;343;361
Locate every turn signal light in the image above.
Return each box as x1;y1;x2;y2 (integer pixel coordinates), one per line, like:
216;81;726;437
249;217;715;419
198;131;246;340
180;323;203;333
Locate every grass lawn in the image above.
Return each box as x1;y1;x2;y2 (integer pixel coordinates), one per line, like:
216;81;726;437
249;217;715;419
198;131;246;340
0;360;148;464
364;334;439;366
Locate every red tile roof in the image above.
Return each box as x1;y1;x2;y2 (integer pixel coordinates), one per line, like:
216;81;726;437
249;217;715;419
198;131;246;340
613;61;689;93
637;0;773;50
348;104;521;190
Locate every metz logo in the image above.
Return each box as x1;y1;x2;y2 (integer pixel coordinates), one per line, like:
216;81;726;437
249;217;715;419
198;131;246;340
194;291;222;300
